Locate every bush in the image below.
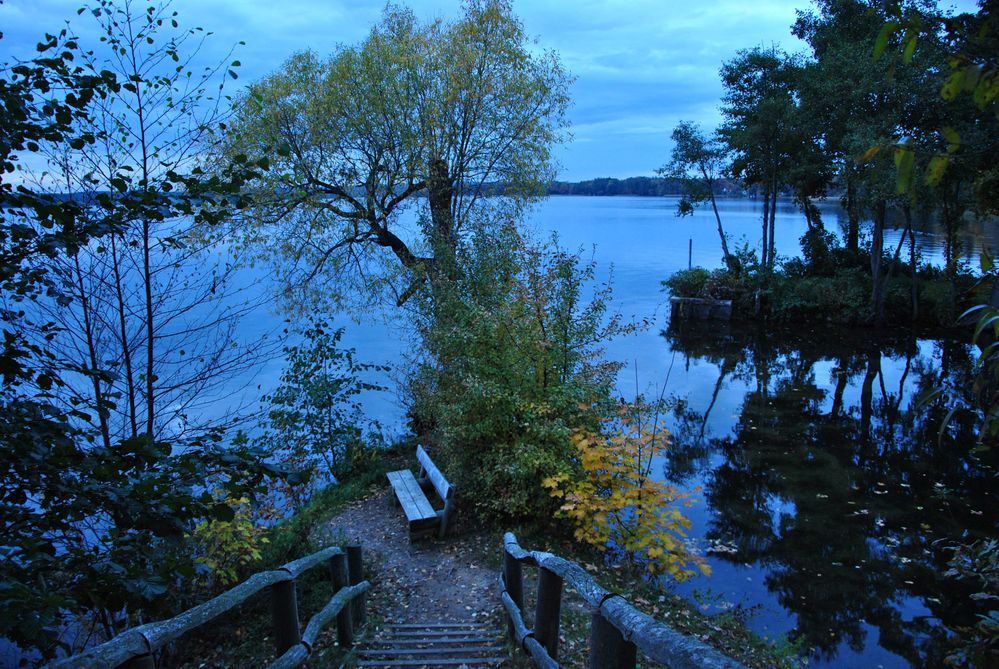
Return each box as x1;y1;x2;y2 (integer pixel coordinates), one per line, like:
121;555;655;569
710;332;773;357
260;320;386;486
543;399;708;579
798;227;839;276
409;224;627;524
769;268;870;324
663;267;710;297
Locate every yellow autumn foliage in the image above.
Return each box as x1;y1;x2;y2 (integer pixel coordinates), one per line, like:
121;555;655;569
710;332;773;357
191;495;270;590
543;400;709;580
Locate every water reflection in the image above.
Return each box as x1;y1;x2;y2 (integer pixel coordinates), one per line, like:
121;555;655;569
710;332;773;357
662;321;997;668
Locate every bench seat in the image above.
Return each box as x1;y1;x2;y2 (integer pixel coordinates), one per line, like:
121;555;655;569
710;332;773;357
386;469;437;525
387;445;455;541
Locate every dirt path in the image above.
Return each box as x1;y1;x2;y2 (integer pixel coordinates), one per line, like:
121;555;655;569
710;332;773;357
312;489;503;626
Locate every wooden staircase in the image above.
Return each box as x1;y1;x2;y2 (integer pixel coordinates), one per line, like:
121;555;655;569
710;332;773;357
356;621;508;667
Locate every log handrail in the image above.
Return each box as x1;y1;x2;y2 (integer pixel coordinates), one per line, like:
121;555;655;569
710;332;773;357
266;581;370;669
48;544;367;669
501;532;750;669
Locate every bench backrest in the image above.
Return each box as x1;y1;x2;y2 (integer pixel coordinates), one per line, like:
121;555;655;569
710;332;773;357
416;444;452;501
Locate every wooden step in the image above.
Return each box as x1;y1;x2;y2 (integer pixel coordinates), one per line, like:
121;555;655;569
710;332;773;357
367;636;499;645
360;646;504;657
386;623;491;629
357;660;507;668
357;618;508;668
383;630;495;638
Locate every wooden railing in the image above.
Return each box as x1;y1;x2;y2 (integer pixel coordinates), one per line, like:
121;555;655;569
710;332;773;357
501;533;749;669
47;544;370;669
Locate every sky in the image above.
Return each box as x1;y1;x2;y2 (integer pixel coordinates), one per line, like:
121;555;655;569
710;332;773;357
0;0;981;181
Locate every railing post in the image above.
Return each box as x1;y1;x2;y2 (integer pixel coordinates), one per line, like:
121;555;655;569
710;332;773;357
589;609;637;669
346;544;366;626
329;552;354;648
535;567;562;661
503;550;524;642
270;578;301;655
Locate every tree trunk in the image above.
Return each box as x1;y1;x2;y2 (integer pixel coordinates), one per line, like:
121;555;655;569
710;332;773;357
869;200;887;325
427;157;457;280
846;169;859;254
703;168;733;271
761;187;771;269
768;185;777;270
904;205;918;322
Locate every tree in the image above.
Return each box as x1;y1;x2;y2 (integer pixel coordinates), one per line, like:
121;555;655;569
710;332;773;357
0;5;279;661
407;222;633;522
226;0;571;310
260;320;386;484
718;46;804;272
30;0;278;446
793;0;945;323
660;121;736;271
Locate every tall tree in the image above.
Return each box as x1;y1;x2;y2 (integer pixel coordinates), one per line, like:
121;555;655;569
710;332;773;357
32;0;277;444
0;5;278;661
718;46;803;271
794;0;945;323
660;121;736;271
226;0;571;310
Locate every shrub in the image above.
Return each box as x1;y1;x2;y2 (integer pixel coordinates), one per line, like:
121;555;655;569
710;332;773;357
409;224;628;524
798;227;838;276
768;268;870;324
191;495;270;592
663;267;710;297
543;399;708;579
260;320;386;486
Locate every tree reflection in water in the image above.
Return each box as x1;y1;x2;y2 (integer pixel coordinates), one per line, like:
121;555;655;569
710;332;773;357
661;321;997;668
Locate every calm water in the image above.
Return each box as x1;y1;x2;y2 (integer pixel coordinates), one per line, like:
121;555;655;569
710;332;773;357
660;321;996;668
323;196;996;668
7;197;991;668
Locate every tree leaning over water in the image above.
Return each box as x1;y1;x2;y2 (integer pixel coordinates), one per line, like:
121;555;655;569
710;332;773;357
226;0;571;310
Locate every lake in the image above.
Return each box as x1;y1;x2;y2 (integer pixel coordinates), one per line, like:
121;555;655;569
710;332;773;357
7;196;987;669
314;195;995;669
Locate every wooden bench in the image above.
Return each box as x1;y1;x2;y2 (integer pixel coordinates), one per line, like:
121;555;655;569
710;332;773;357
386;445;456;540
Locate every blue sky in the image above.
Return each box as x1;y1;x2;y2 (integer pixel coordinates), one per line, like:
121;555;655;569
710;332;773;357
0;0;980;180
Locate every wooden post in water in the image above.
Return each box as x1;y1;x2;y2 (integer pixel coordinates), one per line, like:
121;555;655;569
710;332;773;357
329;552;354;648
503;550;524;642
346;544;366;626
270;579;301;655
535;567;563;661
589;609;637;669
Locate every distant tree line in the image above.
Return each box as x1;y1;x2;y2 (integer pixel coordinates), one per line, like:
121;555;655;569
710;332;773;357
547;176;744;197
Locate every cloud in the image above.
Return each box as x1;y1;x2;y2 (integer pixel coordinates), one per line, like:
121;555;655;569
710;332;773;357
1;0;982;180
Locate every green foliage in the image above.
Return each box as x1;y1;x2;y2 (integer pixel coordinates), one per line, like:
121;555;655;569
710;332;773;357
0;5;275;661
227;0;571;311
191;495;270;591
409;224;628;524
944;539;999;667
261;320;386;483
770;268;871;324
663;268;711;298
660;121;735;269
